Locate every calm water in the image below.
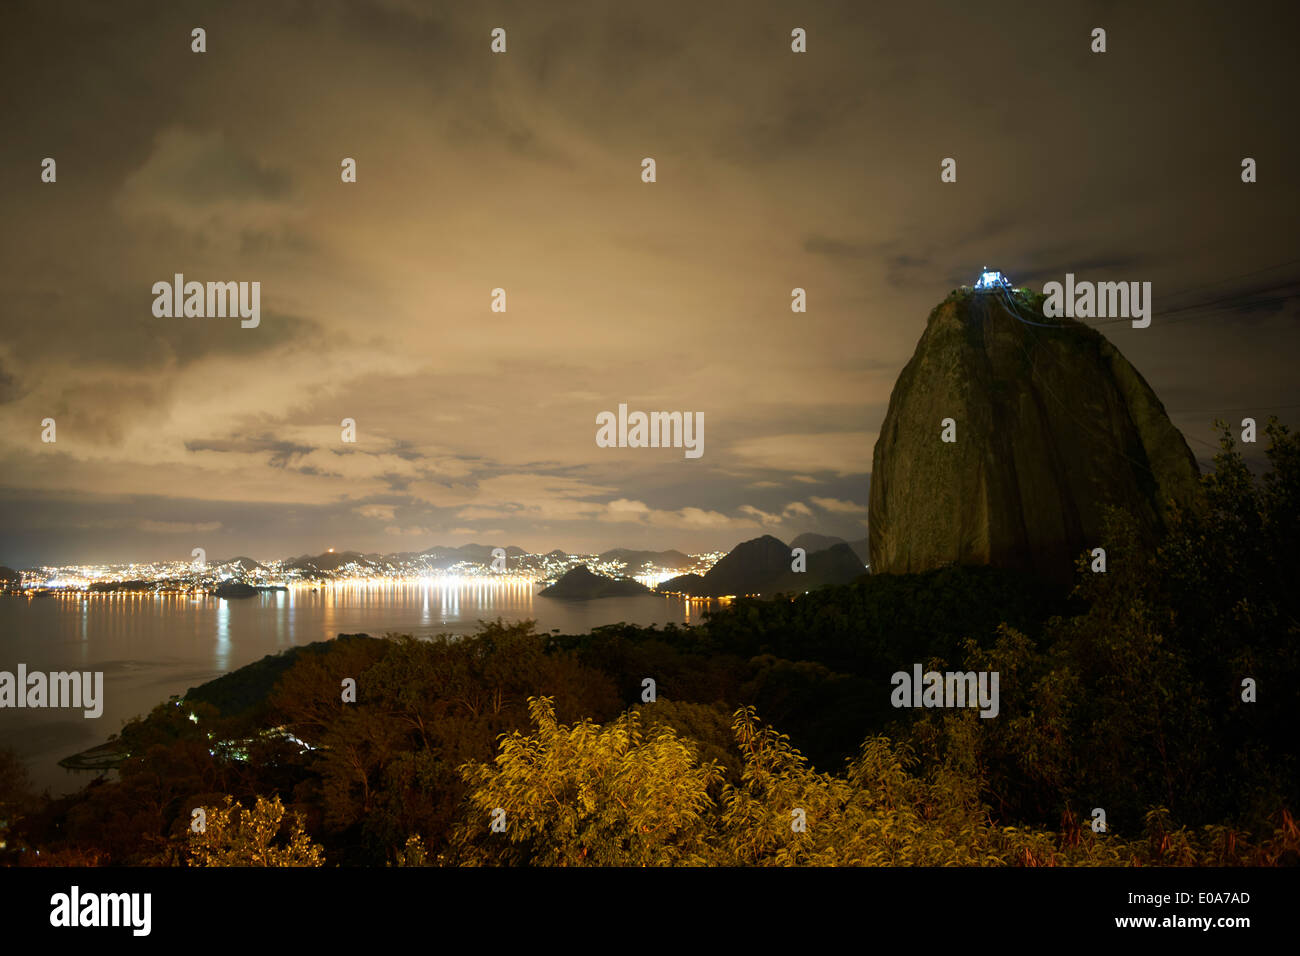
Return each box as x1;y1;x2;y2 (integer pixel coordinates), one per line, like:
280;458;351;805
0;581;710;794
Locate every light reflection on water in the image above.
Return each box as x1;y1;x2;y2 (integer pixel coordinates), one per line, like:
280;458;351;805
0;580;718;794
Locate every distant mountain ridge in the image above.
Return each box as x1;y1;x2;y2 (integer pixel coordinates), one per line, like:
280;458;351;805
598;548;691;569
12;530;869;579
789;533;845;553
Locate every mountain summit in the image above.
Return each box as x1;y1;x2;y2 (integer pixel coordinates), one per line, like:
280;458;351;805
657;535;864;597
868;286;1200;583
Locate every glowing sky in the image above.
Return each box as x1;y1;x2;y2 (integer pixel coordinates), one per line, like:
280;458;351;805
1;0;1296;565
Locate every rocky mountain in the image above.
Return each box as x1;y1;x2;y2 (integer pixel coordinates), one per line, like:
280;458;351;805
771;542;868;593
539;565;651;599
868;286;1201;584
657;535;865;597
692;535;791;596
789;533;845;553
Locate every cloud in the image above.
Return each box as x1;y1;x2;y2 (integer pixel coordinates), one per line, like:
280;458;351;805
738;504;780;525
729;433;873;476
736;501;812;526
593;498;753;531
1;0;1293;566
383;524;439;537
112;127;303;254
117;127;292;210
0;360;23;405
811;496;868;514
138;519;222;534
657;507;738;529
186;436;316;468
606;498;651;518
803;235;875;259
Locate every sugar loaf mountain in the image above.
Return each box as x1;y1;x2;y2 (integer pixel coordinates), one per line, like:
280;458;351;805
868;275;1201;584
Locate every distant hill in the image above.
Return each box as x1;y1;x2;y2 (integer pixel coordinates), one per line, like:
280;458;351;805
283;544;530;573
657;536;865;597
379;543;529;569
439;543;527;564
540;565;651;599
697;535;791;596
657;572;705;594
598;548;691;569
285;550;390;573
847;537;870;567
217;556;266;572
768;542;867;593
789;533;846;553
0;566;20;582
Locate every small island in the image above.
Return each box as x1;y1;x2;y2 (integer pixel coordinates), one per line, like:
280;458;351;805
213;582;259;598
538;565;651;599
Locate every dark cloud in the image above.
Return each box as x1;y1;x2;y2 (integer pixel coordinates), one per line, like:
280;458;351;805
0;0;1296;566
0;361;23;404
185;436;316;468
120;127;292;205
803;235;874;259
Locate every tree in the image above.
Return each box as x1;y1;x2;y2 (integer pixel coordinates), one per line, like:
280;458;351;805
449;697;722;866
186;794;324;867
0;747;34;860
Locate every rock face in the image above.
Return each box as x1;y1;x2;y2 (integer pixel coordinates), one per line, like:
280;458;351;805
868;287;1201;584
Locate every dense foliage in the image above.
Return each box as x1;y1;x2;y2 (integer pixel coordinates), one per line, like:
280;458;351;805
1;419;1295;866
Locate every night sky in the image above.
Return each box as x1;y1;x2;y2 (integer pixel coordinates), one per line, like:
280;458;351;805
1;0;1296;566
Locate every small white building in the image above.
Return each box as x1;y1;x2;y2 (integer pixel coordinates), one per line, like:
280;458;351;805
973;268;1012;291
